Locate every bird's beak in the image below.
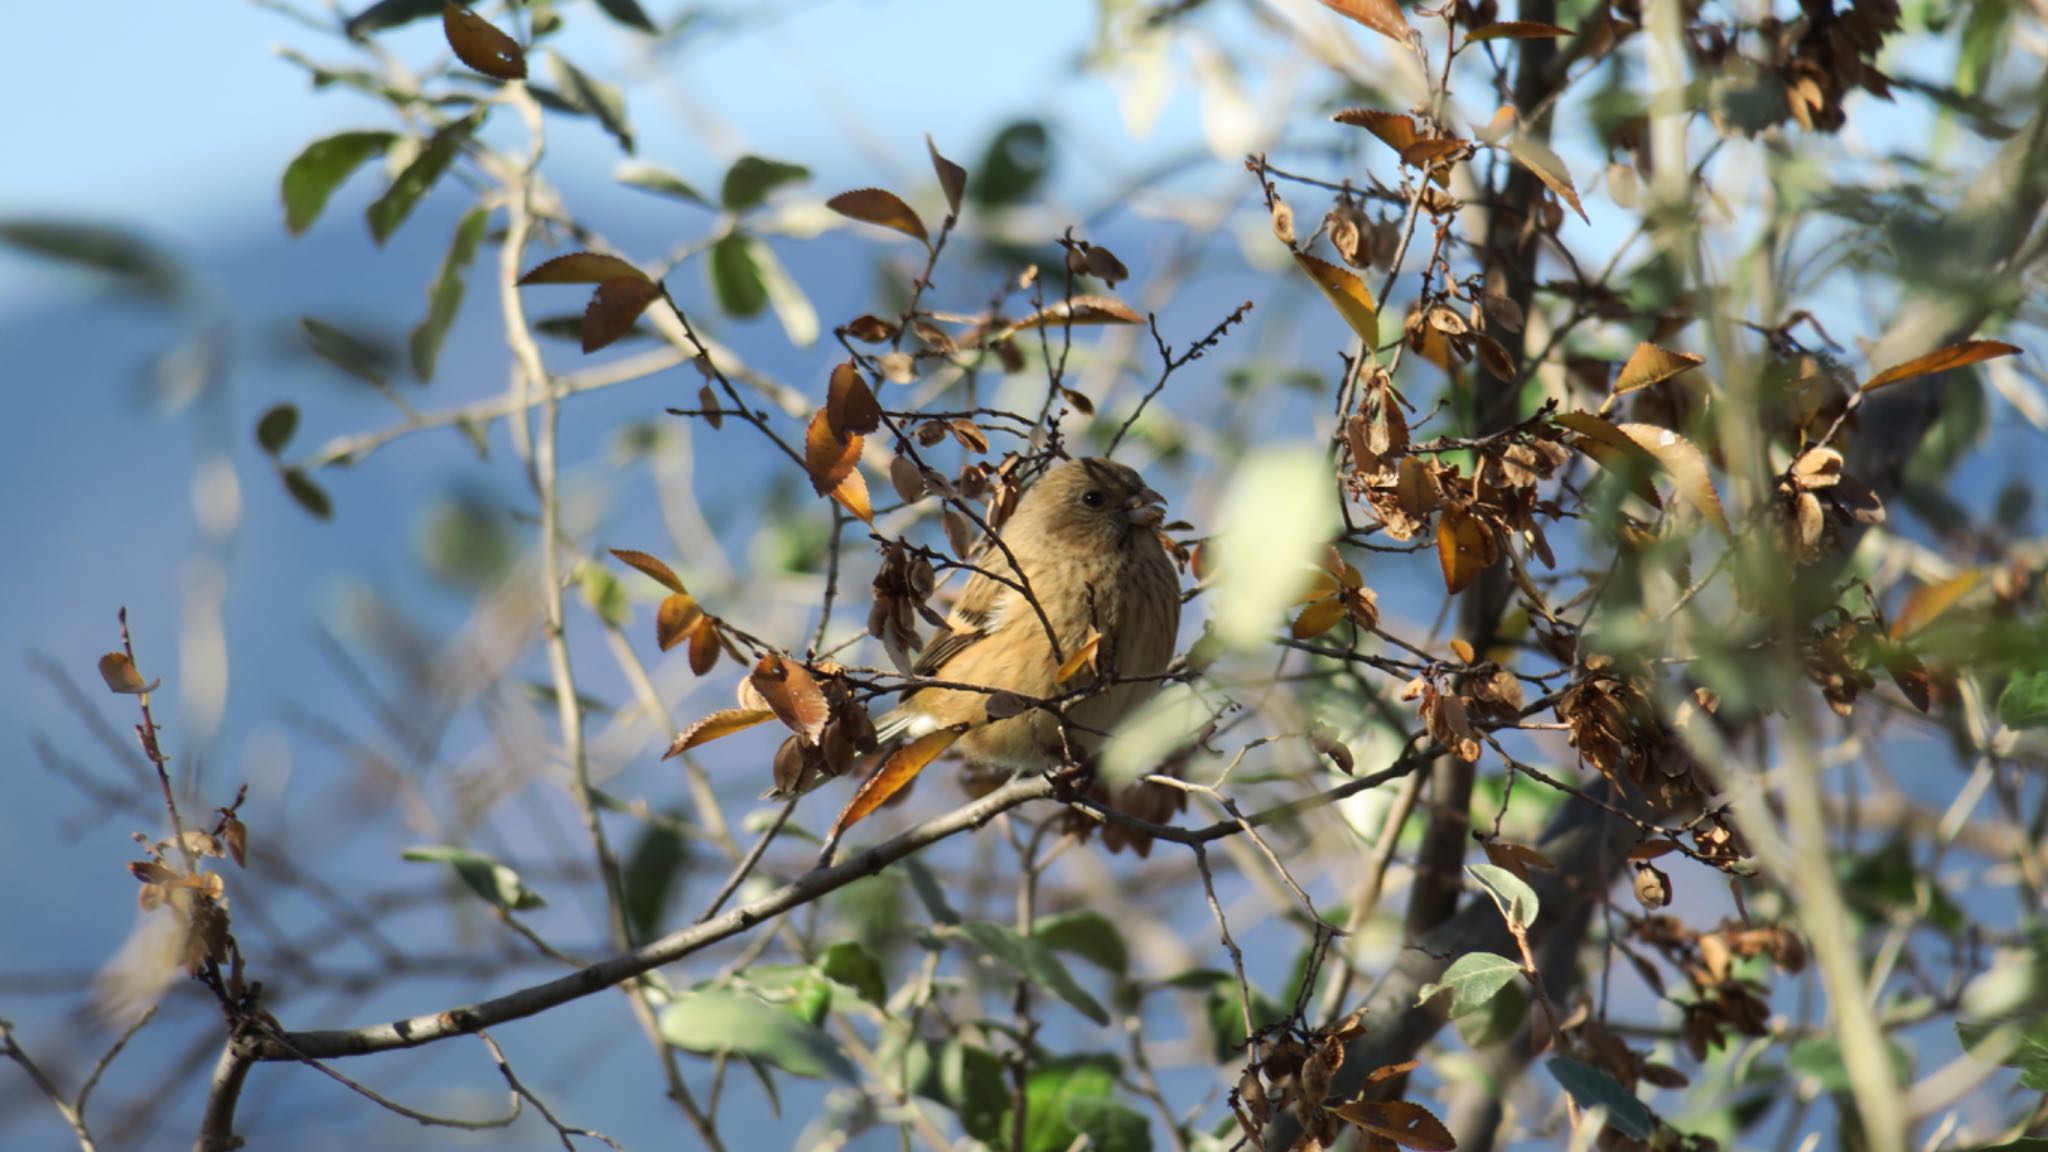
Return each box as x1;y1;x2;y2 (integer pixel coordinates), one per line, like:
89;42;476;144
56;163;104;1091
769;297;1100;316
1125;487;1167;529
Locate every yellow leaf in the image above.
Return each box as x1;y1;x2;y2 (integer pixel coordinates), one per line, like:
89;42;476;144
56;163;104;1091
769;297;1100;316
1614;342;1704;396
1890;569;1982;639
1860;339;2022;393
1292;596;1348;639
664;708;776;758
1436;505;1498;594
1295;252;1379;346
1055;632;1103;684
610;548;686;593
831;726;966;835
826;187;930;246
97;651;154;694
1506;136;1586;221
805;410;861;496
831;467;873;524
1318;0;1413;44
1615;422;1729;534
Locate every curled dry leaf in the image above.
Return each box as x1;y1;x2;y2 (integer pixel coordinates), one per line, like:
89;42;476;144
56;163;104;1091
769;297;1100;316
826;187;929;246
655;592;704;652
664;708;776;758
1295;252;1379;346
826;360;882;436
1859;339;2021;392
888;454;926;503
1467;20;1572;42
1006;295;1145;334
442;2;526;80
610;548;686;593
98;651;156;695
926;134;967;217
1317;0;1413;45
222;816;248;868
750;653;831;744
519;251;647;285
1614;342;1704;396
805;411;862;496
582;276;662;353
831;725;966;836
1270;194;1297;247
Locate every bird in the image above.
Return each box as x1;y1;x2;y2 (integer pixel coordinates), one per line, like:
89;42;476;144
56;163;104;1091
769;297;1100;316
873;456;1182;774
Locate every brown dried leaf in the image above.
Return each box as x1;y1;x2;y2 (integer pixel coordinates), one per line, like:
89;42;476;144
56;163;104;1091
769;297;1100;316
1615;422;1729;534
1295;252;1379;345
1334;108;1425;154
1436;505;1497;595
519;252;647;285
826;360;882;436
664;708;777;758
750;654;831;745
98;652;154;694
655;592;704;652
1860;339;2021;393
222;816;248;868
845;314;898;343
442;2;526;80
1614;342;1704;395
610;548;686;593
888;454;926;503
1628;839;1680;861
1293;596;1348;640
1318;0;1414;45
1270;194;1297;247
1467;20;1571;42
1330;1099;1456;1151
1008;295;1144;333
1553;410;1663;508
583;276;662;353
832;725;966;835
688;617;720;675
1055;632;1103;685
927;134;967;217
1506;137;1587;222
827;187;929;245
1366;1059;1420;1085
1633;862;1672;908
697;383;723;430
805;411;862;496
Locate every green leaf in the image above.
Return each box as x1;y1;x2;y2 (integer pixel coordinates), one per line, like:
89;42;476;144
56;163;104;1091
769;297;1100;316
367;115;480;245
1548;1056;1655;1140
410;205;490;382
1034;910;1130;976
300;317;391;388
343;0;443;37
817;941;886;1005
1203;976;1288;1061
1467;862;1540;931
937;1040;1009;1144
545;51;634;154
282;468;334;521
902;857;960;925
281;131;397;236
1998;668;2048;730
709;233;769;318
1006;1055;1151;1152
592;0;657;32
1417;951;1524;1018
0;220;183;299
720;155;810;212
255;404;300;457
658;987;857;1082
620;817;687;943
421;494;514;588
1787;1036;1914;1094
616;161;710;207
401;845;546;910
970;119;1051;207
956;922;1109;1025
577;563;631;627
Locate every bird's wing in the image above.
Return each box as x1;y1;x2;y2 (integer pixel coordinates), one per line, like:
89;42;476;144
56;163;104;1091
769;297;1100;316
910;567;1010;680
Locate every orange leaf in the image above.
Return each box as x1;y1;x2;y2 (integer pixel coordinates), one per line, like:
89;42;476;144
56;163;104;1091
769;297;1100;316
1614;342;1704;396
1437;505;1497;594
442;2;526;79
1466;20;1571;42
1293;596;1349;639
1506;136;1587;222
1055;632;1103;684
750;653;831;744
1318;0;1413;44
827;187;929;245
1890;569;1982;639
610;548;686;593
688;617;721;675
1860;339;2022;393
582;276;662;353
655;593;704;652
519;252;647;285
1335;108;1425;154
1615;422;1729;534
1330;1099;1456;1151
1295;252;1379;346
831;467;874;524
927;134;967;216
664;708;776;758
1007;294;1144;333
827;360;882;436
831;726;966;836
98;652;155;694
1553;410;1663;509
805;410;862;496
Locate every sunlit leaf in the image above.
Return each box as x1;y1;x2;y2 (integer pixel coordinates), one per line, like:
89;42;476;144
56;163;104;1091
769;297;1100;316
611;548;685;593
410;204;489;381
832;468;874;524
659;988;857;1082
832;726;964;835
1998;669;2048;731
751;653;830;744
402;845;546;910
1436;505;1497;595
366;114;480;245
545;50;634;153
1891;569;1982;638
97;652;155;695
1614;342;1703;396
582;275;663;353
928;134;967;216
722;155;811;212
1318;0;1413;44
1553;410;1662;508
805;411;862;496
1055;632;1103;684
1466;20;1571;42
1506;136;1587;222
664;708;776;758
827;188;929;245
279;131;396;236
1292;596;1348;639
1860;339;2021;392
656;593;704;651
615;161;710;207
441;2;525;79
1467;862;1539;930
1294;252;1379;346
1615;422;1728;534
1213;447;1340;648
1416;951;1524;1018
519;251;647;285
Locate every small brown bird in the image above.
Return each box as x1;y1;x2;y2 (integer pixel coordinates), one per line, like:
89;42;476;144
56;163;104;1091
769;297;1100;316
874;457;1182;772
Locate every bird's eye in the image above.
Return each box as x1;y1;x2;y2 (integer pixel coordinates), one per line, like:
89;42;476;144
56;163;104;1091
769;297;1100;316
1081;490;1105;508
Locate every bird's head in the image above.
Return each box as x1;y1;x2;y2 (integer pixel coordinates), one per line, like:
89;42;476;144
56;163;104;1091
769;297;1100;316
1016;457;1168;552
